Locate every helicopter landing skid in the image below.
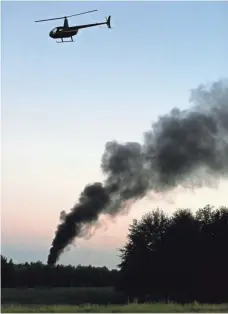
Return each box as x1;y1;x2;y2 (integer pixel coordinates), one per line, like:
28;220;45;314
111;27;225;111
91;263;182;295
56;37;74;43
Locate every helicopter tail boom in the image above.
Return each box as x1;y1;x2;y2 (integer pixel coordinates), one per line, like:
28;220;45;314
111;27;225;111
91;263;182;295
69;15;111;31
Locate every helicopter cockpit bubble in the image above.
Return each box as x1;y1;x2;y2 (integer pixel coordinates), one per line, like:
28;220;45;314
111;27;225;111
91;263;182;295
49;27;57;37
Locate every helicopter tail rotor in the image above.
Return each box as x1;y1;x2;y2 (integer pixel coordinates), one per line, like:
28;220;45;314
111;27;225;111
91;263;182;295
106;15;111;28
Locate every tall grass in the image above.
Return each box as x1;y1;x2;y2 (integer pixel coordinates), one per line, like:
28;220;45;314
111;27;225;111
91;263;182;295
2;287;126;305
2;288;228;313
2;302;228;313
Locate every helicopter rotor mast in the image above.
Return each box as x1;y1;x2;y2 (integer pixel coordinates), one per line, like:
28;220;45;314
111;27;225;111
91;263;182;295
34;9;98;28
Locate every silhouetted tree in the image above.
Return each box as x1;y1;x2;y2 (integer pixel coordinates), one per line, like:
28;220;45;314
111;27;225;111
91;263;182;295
1;255;16;288
118;205;228;303
118;209;170;301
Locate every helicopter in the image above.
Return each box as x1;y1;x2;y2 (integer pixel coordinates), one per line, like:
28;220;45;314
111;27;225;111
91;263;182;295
35;10;111;43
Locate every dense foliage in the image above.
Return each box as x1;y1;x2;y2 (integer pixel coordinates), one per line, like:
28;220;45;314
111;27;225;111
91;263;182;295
1;257;119;288
118;205;228;303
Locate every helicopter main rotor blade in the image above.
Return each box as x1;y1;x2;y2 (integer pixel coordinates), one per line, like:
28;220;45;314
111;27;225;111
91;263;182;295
66;10;98;18
34;9;98;22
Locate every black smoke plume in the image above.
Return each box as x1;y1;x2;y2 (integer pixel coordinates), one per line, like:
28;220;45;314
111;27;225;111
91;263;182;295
47;79;228;265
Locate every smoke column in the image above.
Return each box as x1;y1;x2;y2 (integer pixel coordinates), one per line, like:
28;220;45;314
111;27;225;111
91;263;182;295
47;79;228;265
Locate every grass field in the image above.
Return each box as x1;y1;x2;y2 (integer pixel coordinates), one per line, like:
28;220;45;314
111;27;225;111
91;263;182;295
2;303;228;313
2;288;228;313
1;287;126;305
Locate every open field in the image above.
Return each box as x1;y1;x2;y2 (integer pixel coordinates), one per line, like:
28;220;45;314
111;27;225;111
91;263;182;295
2;303;228;313
2;288;228;313
1;287;126;306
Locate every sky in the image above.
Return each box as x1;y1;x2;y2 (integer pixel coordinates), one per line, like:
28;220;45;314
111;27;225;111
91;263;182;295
1;0;228;269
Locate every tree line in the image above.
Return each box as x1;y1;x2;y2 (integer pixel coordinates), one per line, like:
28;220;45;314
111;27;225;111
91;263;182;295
2;204;228;304
117;204;228;303
1;257;119;288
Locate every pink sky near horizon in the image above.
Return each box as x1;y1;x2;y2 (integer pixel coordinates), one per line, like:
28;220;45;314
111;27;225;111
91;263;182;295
2;176;228;252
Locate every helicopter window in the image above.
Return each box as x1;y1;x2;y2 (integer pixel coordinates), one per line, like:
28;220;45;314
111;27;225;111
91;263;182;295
52;27;58;33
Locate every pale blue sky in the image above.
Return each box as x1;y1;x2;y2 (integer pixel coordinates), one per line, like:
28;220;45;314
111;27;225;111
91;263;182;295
2;1;228;268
